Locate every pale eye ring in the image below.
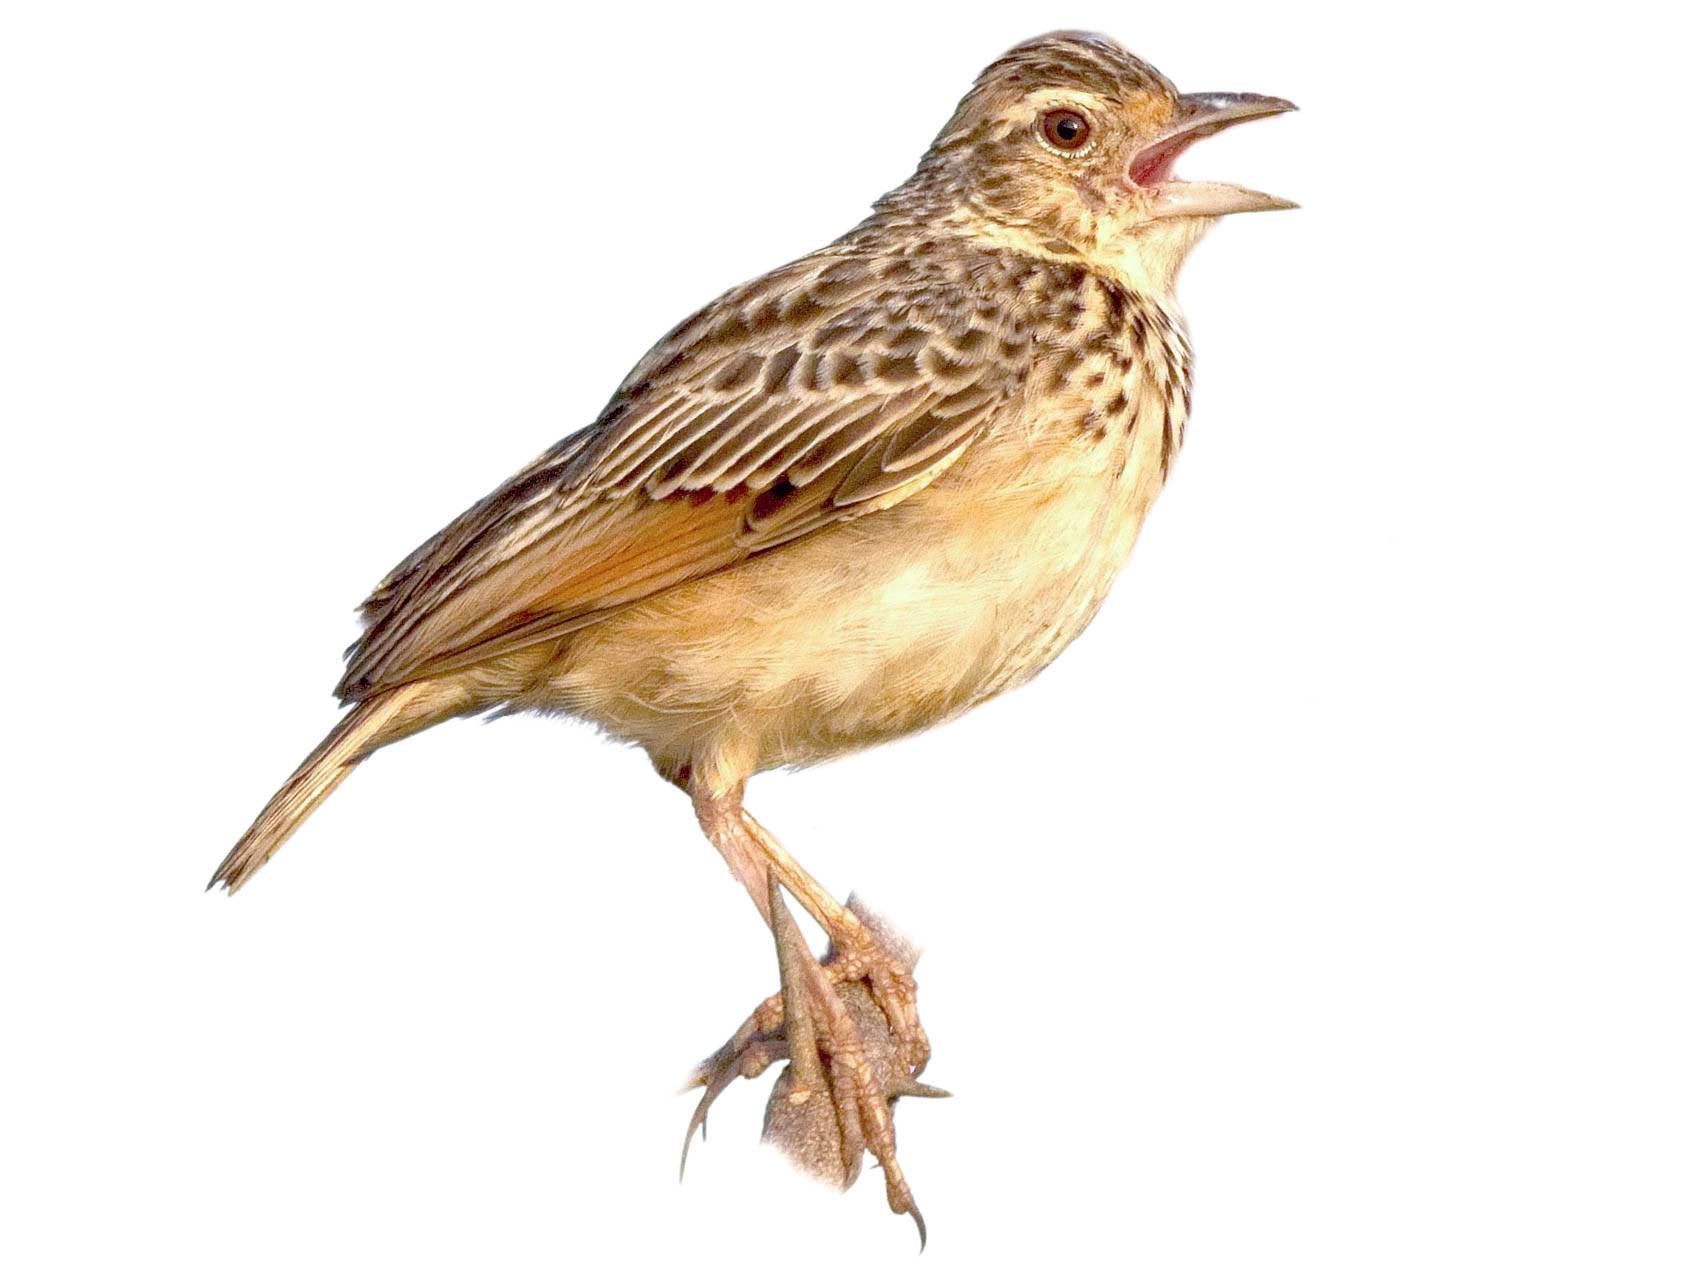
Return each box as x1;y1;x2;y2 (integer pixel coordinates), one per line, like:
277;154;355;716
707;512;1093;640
1040;109;1092;153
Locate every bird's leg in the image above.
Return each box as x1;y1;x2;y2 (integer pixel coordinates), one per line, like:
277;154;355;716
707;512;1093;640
687;788;930;1067
682;785;943;1241
740;808;930;1072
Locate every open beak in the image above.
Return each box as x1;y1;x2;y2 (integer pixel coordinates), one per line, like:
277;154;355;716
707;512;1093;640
1127;91;1298;219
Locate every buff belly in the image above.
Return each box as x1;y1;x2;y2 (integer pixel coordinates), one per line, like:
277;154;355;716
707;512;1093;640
533;406;1169;792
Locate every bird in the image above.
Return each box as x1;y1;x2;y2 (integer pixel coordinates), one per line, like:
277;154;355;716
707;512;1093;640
209;30;1295;1241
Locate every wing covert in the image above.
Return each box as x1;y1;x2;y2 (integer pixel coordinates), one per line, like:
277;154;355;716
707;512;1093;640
337;247;1033;701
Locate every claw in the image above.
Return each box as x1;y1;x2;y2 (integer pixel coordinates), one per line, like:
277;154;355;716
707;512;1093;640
769;875;829;1096
679;1026;785;1179
892;1080;951;1099
678;1077;718;1180
678;1053;735;1180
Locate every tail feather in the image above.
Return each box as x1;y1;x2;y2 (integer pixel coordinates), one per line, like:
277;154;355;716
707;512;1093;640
208;682;454;894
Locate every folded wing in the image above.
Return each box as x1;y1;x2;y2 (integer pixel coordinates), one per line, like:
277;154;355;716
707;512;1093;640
336;248;1034;702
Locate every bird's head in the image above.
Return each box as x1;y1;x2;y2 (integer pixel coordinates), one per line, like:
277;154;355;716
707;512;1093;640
895;32;1295;292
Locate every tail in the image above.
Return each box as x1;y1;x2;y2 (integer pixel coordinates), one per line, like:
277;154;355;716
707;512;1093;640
207;680;465;894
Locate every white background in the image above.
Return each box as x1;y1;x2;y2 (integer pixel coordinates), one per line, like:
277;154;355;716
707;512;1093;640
3;2;1702;1276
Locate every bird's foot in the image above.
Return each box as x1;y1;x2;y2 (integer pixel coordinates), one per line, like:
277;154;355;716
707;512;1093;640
681;881;945;1245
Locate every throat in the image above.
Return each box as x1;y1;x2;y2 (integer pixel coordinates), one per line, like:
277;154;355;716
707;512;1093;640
1092;216;1214;298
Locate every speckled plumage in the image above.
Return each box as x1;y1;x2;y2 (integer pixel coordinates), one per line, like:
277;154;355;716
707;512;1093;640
209;31;1294;1238
318;101;1202;792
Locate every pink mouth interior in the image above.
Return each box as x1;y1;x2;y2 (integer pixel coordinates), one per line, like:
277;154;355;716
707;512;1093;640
1129;136;1196;189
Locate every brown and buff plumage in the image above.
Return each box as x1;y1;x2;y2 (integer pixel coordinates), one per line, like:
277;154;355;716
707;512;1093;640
210;31;1294;1240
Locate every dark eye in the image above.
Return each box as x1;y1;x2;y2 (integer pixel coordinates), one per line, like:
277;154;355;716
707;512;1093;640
1041;109;1091;152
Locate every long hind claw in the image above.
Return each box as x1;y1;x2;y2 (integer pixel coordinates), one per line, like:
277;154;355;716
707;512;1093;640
679;1027;783;1178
